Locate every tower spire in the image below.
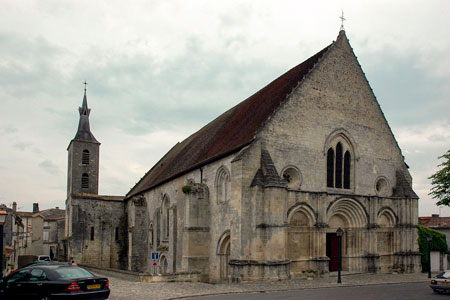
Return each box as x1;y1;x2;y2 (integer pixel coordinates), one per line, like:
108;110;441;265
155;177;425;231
73;82;99;143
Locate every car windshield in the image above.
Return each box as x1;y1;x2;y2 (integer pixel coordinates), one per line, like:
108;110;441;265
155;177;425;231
436;271;450;279
54;267;94;279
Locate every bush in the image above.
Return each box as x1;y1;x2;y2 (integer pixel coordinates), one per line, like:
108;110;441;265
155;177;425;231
417;225;448;272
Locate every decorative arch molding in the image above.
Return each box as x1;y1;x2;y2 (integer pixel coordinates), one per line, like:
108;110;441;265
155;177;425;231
287;202;317;226
323;128;359;160
326;198;368;228
215;165;231;203
377;206;398;227
216;230;231;255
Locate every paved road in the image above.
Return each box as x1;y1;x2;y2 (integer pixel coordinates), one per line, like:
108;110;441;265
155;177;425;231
90;270;430;300
185;282;437;300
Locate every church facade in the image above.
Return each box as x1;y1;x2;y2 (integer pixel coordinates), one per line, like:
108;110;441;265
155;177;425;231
123;30;420;282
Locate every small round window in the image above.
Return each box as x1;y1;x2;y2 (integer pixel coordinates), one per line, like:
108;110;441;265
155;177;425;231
375;177;389;196
282;166;302;189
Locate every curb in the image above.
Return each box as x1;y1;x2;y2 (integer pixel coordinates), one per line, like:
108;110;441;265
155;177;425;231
167;278;430;299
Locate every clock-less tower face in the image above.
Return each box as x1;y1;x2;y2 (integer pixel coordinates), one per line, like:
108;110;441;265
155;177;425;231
67;90;100;196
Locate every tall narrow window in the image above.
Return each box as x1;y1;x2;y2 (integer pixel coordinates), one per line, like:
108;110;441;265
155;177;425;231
90;227;95;240
325;133;354;189
335;143;343;188
81;173;89;189
327;148;334;188
344;151;351;189
115;227;119;241
82;150;90;165
216;167;231;203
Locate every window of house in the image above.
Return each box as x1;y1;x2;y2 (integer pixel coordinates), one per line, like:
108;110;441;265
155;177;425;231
115;227;119;241
90;227;95;240
82;173;89;189
43;231;49;241
326;136;353;189
82;150;90;165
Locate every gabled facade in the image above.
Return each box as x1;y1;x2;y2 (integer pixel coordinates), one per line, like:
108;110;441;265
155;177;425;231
124;31;420;282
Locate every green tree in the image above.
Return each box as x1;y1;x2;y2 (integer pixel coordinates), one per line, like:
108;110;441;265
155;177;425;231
429;149;450;206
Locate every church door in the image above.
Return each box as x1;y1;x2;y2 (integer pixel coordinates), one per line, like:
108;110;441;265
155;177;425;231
326;233;339;271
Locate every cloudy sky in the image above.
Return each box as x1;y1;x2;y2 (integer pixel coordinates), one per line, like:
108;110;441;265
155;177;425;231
0;0;449;216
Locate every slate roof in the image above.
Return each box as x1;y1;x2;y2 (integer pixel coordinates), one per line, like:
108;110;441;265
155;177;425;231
127;42;332;198
72;92;99;144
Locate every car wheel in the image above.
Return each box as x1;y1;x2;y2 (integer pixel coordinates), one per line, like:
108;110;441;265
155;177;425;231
41;296;51;300
432;289;439;294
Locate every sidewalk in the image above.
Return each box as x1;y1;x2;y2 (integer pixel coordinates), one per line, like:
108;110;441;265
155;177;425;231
95;271;431;300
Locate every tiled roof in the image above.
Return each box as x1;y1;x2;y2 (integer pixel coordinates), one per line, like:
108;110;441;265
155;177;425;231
419;216;450;228
127;43;332;198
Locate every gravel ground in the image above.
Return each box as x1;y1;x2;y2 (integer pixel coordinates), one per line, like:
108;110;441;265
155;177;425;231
91;271;430;300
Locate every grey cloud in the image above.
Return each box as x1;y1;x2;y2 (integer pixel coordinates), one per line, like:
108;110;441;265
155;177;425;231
38;159;61;174
69;37;287;137
13;142;33;151
362;50;450;128
0;126;18;135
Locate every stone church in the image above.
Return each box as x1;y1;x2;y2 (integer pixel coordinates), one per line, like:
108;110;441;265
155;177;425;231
66;30;420;282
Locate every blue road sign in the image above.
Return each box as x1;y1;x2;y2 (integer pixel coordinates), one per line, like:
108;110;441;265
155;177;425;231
152;252;159;260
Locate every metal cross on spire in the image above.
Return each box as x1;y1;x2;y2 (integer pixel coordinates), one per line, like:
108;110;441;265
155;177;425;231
83;80;88;94
339;11;346;31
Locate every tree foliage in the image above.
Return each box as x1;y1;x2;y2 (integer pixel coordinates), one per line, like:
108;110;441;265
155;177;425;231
429;149;450;206
417;225;448;273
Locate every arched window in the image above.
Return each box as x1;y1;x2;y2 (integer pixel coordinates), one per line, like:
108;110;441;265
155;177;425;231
344;151;351;189
82;150;90;165
81;173;89;189
325;132;354;190
335;143;343;188
327;148;334;188
162;196;170;239
215;166;231;203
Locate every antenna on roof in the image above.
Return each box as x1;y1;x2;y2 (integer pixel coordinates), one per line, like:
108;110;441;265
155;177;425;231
339;10;346;31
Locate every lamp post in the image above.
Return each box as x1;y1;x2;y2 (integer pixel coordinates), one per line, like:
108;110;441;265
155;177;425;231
336;227;344;284
0;210;7;278
426;234;432;279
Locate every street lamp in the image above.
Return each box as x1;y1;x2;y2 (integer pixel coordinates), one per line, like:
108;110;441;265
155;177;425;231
336;227;344;284
0;210;7;278
426;234;433;279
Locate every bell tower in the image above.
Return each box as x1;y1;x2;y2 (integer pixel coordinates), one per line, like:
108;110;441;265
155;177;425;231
67;83;100;196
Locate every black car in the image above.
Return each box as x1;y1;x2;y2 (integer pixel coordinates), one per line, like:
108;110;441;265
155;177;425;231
0;264;110;299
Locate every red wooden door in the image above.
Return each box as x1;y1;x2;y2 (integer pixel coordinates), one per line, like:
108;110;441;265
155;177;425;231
327;233;339;271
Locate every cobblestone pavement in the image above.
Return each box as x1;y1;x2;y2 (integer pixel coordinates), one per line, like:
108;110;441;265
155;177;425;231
91;271;430;300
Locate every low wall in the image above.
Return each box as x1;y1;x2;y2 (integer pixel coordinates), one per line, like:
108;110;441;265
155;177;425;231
82;264;204;282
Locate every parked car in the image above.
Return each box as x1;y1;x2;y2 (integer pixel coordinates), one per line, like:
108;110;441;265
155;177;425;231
430;270;450;294
37;255;51;262
0;264;109;299
9;261;70;276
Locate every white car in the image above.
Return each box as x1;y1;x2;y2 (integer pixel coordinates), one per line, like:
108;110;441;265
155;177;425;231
37;255;51;262
430;270;450;294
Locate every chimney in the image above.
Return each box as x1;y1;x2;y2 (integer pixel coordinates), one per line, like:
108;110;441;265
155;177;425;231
13;202;17;212
33;203;39;213
56;207;59;210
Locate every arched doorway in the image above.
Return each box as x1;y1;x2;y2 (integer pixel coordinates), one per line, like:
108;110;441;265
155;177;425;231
326;198;368;272
217;233;230;281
